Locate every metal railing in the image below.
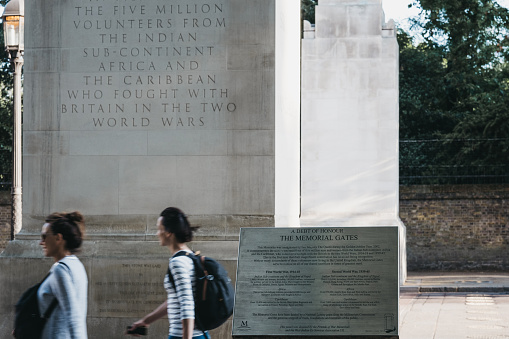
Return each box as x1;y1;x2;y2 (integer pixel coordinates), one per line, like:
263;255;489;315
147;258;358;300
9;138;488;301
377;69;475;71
0;147;11;191
0;145;12;191
0;172;11;190
0;140;507;187
400;139;509;185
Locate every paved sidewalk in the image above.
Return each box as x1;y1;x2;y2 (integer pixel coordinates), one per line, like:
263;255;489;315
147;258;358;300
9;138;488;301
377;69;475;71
399;272;509;339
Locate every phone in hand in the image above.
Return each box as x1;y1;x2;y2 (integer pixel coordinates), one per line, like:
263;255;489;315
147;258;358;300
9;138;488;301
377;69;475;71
126;326;148;336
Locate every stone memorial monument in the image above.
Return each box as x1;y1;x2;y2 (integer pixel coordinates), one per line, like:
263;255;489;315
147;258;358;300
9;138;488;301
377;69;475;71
233;0;403;337
0;0;403;337
0;0;300;338
232;1;405;337
301;0;406;283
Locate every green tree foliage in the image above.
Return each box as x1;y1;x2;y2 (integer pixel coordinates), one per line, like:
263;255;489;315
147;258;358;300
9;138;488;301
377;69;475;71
0;0;15;181
402;0;509;173
398;29;450;173
399;29;456;140
302;0;317;24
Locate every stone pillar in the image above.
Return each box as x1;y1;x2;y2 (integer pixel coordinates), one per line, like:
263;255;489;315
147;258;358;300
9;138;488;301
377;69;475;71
301;0;407;283
0;1;300;338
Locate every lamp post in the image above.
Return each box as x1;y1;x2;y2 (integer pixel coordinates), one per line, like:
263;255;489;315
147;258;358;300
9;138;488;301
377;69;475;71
2;0;24;238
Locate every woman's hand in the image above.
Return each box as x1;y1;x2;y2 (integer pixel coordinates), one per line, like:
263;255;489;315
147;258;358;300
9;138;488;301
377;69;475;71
125;320;148;337
125;300;167;336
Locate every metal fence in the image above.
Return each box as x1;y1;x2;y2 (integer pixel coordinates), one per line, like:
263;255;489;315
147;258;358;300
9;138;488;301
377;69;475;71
0;148;11;191
0;172;11;191
400;139;509;185
0;140;508;188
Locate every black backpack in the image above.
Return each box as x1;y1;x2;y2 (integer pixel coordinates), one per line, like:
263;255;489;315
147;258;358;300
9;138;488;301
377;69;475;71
13;263;66;339
168;251;235;331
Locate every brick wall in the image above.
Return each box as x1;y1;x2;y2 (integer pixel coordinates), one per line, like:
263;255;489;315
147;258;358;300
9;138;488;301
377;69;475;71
400;184;509;271
2;185;507;268
0;191;11;253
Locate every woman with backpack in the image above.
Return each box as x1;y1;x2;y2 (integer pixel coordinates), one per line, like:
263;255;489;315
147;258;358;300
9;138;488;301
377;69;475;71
38;211;88;339
126;207;210;339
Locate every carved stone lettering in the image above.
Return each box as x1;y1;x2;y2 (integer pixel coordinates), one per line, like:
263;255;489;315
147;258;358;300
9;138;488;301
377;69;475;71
89;260;167;317
60;0;236;129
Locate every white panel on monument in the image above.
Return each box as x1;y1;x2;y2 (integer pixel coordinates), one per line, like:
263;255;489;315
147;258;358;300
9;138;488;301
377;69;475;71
301;0;400;227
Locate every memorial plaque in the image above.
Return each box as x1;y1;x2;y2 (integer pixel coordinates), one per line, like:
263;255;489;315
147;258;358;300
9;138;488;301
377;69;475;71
233;227;399;336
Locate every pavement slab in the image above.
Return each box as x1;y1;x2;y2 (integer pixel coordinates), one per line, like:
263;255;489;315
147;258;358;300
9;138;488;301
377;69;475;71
400;293;509;339
399;272;509;339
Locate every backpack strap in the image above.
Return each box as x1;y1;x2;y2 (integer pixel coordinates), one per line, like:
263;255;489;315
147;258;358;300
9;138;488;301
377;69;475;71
42;299;58;320
198;256;212;302
167;251;193;287
41;262;69;320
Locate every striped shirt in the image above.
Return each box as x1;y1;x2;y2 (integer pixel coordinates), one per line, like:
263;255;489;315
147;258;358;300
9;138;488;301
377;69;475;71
164;250;202;337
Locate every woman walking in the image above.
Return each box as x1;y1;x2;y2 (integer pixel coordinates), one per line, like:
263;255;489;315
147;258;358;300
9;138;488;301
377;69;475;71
38;211;88;339
127;207;210;339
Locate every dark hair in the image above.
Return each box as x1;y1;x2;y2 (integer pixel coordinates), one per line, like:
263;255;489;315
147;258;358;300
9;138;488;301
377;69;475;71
160;207;198;243
46;211;85;254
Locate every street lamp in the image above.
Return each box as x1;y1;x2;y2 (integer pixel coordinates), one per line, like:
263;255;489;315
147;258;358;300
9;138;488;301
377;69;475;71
2;0;24;238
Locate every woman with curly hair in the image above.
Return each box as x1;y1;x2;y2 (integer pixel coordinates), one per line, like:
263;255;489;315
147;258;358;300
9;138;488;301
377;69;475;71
38;211;88;339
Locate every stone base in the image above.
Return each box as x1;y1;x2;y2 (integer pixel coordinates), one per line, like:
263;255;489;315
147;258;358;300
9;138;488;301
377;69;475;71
0;239;238;338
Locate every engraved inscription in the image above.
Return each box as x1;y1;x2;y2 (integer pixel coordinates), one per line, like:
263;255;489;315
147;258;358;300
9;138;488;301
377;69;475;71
60;0;237;129
90;262;167;317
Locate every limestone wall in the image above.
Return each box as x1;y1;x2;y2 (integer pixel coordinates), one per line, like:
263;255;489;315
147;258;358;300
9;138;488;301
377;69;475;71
1;1;301;338
301;0;400;227
21;0;300;236
299;0;406;283
401;184;509;271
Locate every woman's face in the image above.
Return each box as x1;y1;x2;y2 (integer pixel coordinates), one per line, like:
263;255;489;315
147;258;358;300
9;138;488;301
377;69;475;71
156;217;171;246
40;223;58;258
